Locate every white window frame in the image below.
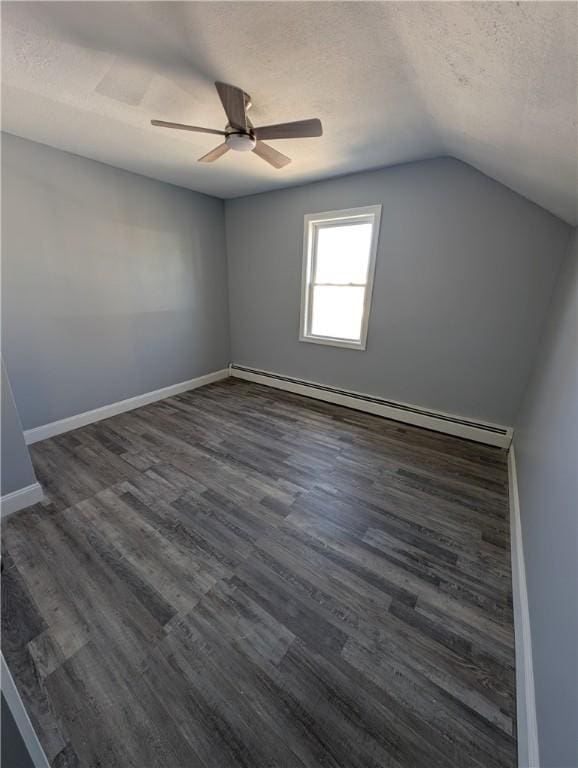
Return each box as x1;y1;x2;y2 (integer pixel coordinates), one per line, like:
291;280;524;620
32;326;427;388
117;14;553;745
299;205;382;351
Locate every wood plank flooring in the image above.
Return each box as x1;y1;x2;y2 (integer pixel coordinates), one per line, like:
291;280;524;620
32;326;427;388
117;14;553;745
2;379;516;767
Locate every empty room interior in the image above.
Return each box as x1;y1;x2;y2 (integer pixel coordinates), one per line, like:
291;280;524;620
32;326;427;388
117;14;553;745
1;2;577;767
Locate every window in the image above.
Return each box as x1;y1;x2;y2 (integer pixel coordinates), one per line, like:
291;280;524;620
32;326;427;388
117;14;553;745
299;205;381;350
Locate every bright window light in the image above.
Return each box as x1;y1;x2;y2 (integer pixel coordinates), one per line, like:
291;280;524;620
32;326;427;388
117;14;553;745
300;206;381;350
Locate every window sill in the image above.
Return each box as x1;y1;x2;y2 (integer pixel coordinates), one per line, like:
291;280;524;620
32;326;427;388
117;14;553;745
299;334;367;351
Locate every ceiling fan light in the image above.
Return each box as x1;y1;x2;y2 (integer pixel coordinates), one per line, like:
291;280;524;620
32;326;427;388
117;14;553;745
226;132;257;152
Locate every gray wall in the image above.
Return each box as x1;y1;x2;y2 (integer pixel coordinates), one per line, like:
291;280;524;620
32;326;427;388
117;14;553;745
1;359;36;496
514;228;578;768
225;157;571;425
1;694;34;768
2;133;231;430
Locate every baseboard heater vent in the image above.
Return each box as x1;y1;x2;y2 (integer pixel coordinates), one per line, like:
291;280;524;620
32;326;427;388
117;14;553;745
229;364;512;448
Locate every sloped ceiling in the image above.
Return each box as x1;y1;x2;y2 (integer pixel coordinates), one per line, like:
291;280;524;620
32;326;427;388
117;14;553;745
2;1;577;222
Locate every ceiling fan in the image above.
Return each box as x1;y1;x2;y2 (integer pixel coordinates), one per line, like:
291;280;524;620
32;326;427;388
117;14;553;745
151;81;322;168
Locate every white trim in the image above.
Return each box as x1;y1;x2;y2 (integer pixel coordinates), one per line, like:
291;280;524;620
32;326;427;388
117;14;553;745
1;654;50;768
299;205;382;351
508;447;540;768
0;482;43;519
230;364;512;448
24;368;230;445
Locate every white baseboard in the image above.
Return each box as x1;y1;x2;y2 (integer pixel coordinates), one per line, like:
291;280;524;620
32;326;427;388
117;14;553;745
1;654;50;768
1;482;43;519
24;368;230;445
230;364;512;448
508;446;540;768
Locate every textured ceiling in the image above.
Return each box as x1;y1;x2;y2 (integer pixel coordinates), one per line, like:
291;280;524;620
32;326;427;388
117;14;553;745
2;1;577;222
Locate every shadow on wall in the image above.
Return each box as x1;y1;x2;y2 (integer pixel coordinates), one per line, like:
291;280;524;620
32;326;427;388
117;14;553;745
1;358;37;498
1;694;34;768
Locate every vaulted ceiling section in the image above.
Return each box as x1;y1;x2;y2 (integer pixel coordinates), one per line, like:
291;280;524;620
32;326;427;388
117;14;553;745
2;1;577;222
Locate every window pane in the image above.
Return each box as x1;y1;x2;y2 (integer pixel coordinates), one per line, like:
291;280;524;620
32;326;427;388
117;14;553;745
310;285;365;340
314;222;372;285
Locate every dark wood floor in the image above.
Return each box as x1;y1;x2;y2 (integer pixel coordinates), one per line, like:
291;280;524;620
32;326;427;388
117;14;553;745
2;379;516;768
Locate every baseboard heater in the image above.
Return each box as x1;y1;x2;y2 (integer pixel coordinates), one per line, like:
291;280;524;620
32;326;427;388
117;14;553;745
229;364;512;449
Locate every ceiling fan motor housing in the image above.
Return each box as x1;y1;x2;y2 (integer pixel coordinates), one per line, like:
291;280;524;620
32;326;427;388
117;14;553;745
225;131;257;152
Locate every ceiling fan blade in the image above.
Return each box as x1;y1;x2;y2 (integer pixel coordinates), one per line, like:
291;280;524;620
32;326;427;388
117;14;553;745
198;143;230;163
252;141;291;169
151;120;226;136
253;119;323;140
215;82;248;131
